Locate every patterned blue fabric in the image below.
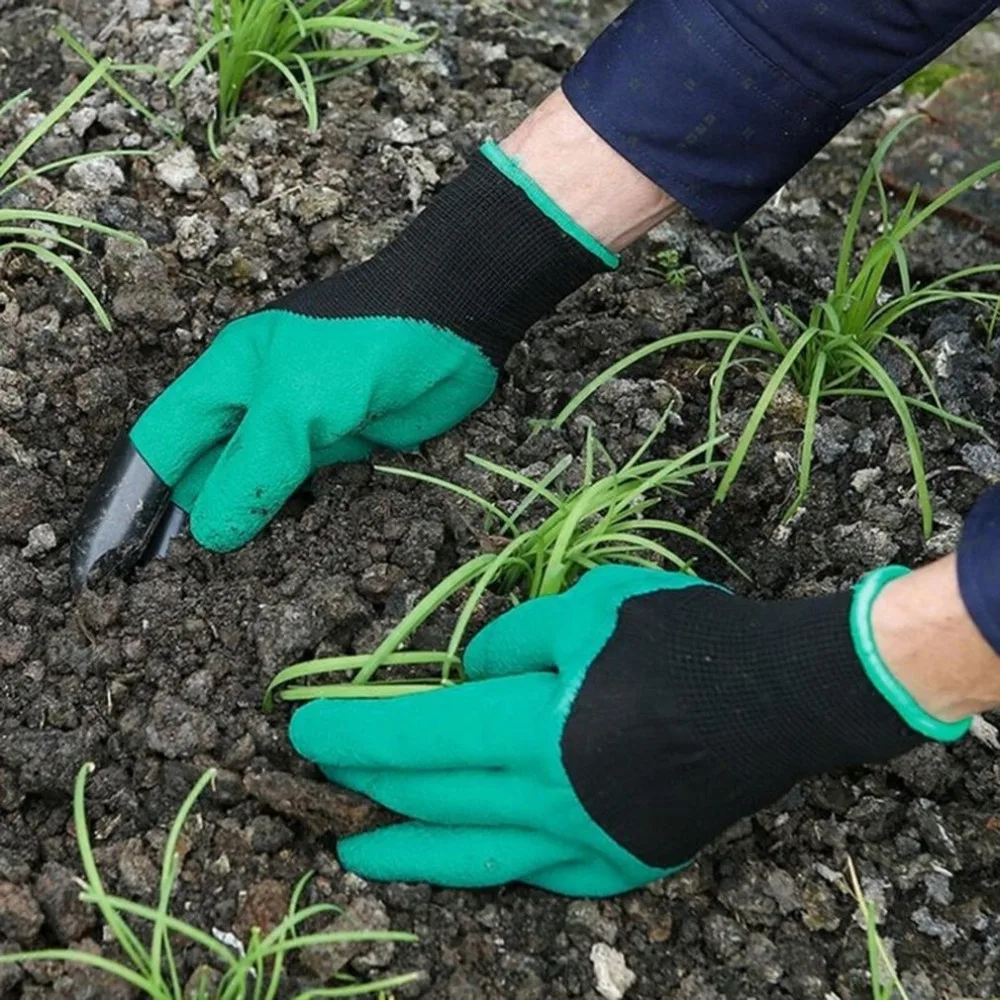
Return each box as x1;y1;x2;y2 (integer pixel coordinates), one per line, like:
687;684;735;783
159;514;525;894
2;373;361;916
563;0;998;230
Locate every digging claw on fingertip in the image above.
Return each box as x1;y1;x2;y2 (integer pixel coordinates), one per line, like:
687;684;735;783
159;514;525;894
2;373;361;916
69;429;186;594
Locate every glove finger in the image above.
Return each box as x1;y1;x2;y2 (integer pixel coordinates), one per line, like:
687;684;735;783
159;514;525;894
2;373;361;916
323;767;552;829
170;443;224;513
289;673;554;772
130;326;256;488
463;595;564;680
338;822;574;888
188;400;314;551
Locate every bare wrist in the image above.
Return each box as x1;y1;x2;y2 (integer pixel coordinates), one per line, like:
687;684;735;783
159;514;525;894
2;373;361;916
500;88;678;252
871;554;1000;722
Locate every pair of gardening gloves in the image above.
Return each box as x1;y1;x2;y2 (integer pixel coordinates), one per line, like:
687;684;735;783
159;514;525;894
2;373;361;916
92;142;975;898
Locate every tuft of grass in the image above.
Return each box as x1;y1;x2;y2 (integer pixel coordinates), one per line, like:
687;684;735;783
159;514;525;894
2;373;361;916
266;414;742;704
0;763;419;999
1;68;145;329
549;117;1000;536
170;0;434;144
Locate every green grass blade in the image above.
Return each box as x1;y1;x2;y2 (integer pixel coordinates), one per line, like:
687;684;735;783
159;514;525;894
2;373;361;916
168;32;231;90
548;329;762;429
2;241;111;329
0;948;154;993
0;61;109;181
0;88;30;119
374;464;518;535
0;208;143;242
151;769;217;990
265;652;459;707
901;156;1000;237
353;554;497;685
280;682;447;699
508;455;572;525
0;226;89;252
1;148;147;199
847;345;933;536
786;348;826;521
71;764;153;976
248;49;317;128
707;333;746;464
821;387;983;431
714;328;820;503
465;454;564;509
54;28;182;140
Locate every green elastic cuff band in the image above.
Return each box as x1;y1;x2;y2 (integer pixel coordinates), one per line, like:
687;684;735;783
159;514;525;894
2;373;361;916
850;565;972;743
480;140;620;269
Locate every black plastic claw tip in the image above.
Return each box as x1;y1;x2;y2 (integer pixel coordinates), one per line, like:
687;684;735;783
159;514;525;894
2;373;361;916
69;430;186;594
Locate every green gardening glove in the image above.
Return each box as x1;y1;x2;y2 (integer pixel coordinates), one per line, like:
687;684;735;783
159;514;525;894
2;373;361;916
289;564;970;897
124;142;615;553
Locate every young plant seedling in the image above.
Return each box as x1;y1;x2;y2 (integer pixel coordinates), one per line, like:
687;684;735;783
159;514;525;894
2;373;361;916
645;247;697;288
845;857;910;1000
0;67;146;329
550;117;1000;536
265;413;741;704
0;764;419;999
169;0;434;146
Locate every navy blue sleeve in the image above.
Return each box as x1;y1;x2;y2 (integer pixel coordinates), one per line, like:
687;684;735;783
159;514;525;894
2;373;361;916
562;0;997;231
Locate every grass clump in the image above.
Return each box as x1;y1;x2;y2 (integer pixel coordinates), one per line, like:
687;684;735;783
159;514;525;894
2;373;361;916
1;66;145;329
266;414;740;704
0;764;419;999
552;117;1000;536
170;0;433;142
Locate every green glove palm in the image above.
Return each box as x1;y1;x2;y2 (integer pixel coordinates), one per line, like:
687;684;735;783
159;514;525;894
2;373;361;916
290;564;966;897
128;143;613;552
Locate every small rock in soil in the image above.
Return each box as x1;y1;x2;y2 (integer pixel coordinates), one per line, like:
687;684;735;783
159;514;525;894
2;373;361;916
0;467;50;543
233;879;290;940
145;694;219;758
117;837;159;898
154;146;207;194
65;156;126;194
0;880;44;943
566;898;619;945
174;214;219;261
247;814;293;853
911;906;960;946
299;895;392;980
961;441;1000;482
20;522;56;559
35;862;96;944
590;942;636;1000
242;768;391;837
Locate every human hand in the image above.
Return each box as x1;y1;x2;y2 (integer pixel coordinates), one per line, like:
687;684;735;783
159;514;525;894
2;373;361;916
289;563;966;897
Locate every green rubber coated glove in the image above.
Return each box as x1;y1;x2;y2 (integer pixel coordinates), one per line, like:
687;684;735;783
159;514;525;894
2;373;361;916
289;564;970;897
129;142;615;551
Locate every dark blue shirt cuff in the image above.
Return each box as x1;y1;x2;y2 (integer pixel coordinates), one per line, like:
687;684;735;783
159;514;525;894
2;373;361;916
563;0;998;231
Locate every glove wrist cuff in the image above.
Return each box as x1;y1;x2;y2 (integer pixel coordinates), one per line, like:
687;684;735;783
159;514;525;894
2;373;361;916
850;565;971;743
367;143;616;368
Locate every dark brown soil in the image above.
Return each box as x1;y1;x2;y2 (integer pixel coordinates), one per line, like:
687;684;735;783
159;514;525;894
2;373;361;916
2;2;1000;998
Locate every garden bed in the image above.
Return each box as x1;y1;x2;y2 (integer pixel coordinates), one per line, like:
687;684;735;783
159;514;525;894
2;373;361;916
1;1;1000;997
